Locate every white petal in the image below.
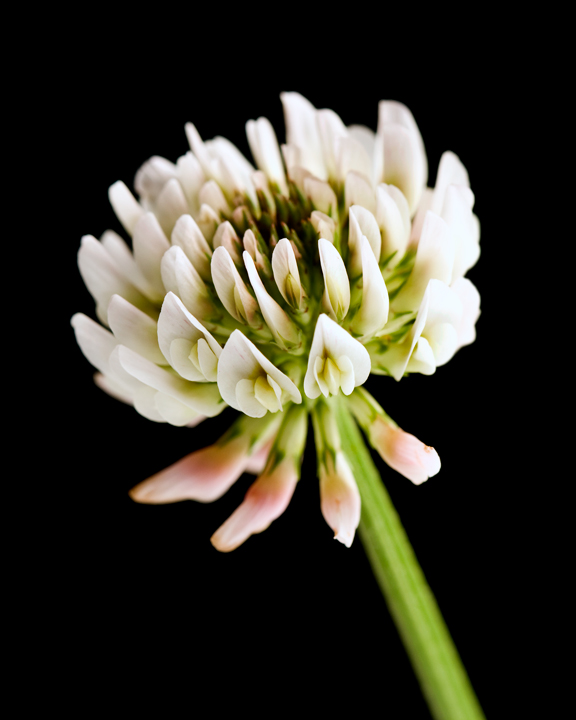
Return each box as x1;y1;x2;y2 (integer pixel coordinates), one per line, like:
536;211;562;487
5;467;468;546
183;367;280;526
393;212;454;312
132;212;170;298
246;116;288;195
280;92;327;180
196;203;220;242
161;246;211;319
409;187;434;246
154;392;205;427
378;100;428;191
336;136;372;182
442;185;480;282
317;108;348;181
108;181;144;235
199;180;229;215
243;252;300;348
93;372;134;405
217;330;301;414
171;214;212;281
157;292;222;379
155;178;189;234
304;314;370;399
176;152;205;214
430;151;470;215
271;237;302;308
451;277;481;349
77;235;153;325
134;156;177;203
352;237;389;337
349;205;381;276
376;184;410;264
71;313;116;375
100;230;156;300
116;344;225;416
133;386;166;422
211;246;259;324
303;177;338;218
107;295;165;364
345;171;376;214
319;238;350;321
380;124;425;215
213;221;242;265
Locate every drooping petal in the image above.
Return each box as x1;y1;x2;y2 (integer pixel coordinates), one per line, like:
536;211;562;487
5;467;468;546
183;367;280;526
129;413;282;503
210;459;298;552
319;452;361;547
371;419;440;485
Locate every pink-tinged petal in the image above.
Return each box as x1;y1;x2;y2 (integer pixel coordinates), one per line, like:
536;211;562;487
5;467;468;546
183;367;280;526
320;452;361;548
130;434;252;504
244;439;274;475
370;418;440;485
210;459;298;552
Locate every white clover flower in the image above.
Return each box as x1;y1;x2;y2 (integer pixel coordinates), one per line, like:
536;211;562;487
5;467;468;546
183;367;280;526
72;92;480;550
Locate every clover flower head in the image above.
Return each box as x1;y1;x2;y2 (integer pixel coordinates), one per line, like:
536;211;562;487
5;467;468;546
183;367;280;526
72;92;480;550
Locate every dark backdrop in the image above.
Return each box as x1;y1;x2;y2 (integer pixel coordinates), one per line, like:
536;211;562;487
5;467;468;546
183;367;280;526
48;47;525;717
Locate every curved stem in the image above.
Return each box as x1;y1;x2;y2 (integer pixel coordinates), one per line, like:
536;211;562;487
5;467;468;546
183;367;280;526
335;400;485;720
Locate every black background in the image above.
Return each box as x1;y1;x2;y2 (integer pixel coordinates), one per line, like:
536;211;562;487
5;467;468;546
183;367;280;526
42;35;534;717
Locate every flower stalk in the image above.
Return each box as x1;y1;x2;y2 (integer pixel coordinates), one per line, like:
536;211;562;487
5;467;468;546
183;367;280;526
335;398;485;720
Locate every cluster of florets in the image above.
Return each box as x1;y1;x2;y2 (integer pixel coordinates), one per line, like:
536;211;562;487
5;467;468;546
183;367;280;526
72;92;480;550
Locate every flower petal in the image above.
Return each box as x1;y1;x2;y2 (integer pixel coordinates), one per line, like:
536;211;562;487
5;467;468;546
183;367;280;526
108;180;144;235
107;294;165;364
271;237;303;309
280;92;326;180
319;238;350;322
132;212;171;298
171;214;212;282
211;246;259;325
320;452;361;548
246;116;288;195
304;314;371;399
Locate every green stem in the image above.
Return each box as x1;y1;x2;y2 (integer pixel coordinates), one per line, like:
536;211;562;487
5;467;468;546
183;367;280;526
335;400;485;720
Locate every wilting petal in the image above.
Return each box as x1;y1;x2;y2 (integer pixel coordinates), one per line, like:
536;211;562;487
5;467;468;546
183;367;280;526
108;181;144;235
130;414;280;504
304;314;371;399
217;330;301;416
371;418;440;485
319;238;350;322
211;459;298;552
319;452;361;547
